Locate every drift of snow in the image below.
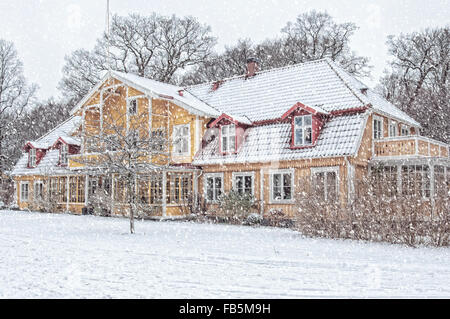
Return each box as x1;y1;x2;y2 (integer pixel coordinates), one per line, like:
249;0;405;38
0;210;449;298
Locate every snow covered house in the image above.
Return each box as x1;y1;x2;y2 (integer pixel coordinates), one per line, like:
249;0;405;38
10;58;450;216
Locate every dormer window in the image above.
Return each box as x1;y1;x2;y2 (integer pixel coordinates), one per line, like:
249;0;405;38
29;148;36;167
60;144;68;166
221;124;236;153
294;115;312;146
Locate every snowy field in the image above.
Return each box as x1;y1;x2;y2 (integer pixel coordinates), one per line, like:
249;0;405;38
0;210;449;299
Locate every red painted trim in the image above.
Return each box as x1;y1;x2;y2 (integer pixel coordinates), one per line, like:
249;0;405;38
281;102;327;120
330;106;369;116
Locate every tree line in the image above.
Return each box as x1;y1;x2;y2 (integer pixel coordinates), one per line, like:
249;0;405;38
0;10;448;176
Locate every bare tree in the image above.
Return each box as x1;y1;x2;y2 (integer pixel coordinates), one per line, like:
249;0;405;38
182;10;371;84
378;27;450;143
59;13;216;103
74;104;168;234
0;39;37;173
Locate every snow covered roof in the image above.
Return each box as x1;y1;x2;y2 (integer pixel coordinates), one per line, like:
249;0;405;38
193;113;368;165
34;116;82;149
11;116;81;176
70;71;221;118
11;150;69;176
186;58;420;127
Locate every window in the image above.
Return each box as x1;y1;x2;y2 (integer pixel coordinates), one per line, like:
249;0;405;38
59;177;67;203
60;144;68;166
20;182;29;202
311;167;339;202
29;148;36;167
50;178;58;199
221;124;236;153
128;99;137;115
401;165;431;198
69;177;77;203
270;170;294;202
34;181;44;201
173;124;190;155
150;174;163;204
88;177;98;197
373;115;383;140
137;177;149;204
204;173;223;202
167;173;192;204
294;115;312;146
388;120;398;137
152;128;167;152
400;125;409;136
233;172;254;195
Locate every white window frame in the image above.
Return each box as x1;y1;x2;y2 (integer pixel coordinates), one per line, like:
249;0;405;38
232;171;255;196
203;173;224;203
60;144;68;166
269;169;295;204
172;124;191;156
34;180;44;201
127;98;138;115
310;166;340;201
29;148;36;167
20;182;29;202
400;124;409;136
294;115;313;146
388;119;398;137
220;124;236;153
373;115;383;140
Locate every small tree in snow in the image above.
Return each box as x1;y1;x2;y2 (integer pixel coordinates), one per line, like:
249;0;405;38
74;102;168;234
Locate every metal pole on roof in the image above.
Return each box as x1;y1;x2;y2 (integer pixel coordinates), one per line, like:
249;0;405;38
106;0;111;73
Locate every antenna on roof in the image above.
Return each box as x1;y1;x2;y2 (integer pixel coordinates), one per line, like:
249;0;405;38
106;0;111;73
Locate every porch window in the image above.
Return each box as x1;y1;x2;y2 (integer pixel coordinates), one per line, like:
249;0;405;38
50;178;58;199
294;115;312;146
20;182;29;202
204;173;223;202
173;124;190;155
60;144;68;166
373;115;383;140
401;165;430;198
311;167;339;201
270;170;294;202
77;177;85;203
69;177;77;203
150;175;163;204
167;173;192;204
371;166;398;197
88;177;98;197
233;172;254;195
137;177;149;204
34;181;44;201
59;177;67;203
388;120;398;137
221;124;236;153
29;148;36;167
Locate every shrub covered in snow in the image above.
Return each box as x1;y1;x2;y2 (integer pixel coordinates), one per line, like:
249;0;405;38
218;190;257;221
294;176;449;247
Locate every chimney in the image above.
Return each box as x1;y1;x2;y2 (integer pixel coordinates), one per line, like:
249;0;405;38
246;57;259;78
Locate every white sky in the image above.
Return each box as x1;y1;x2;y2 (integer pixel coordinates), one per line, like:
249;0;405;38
0;0;449;100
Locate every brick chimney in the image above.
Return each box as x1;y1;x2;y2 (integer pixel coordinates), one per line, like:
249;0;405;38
246;57;259;78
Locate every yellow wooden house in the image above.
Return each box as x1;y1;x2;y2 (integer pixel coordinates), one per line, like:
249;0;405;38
11;58;450;217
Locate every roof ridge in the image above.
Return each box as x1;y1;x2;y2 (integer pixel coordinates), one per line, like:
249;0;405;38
323;59;369;107
185;58;329;90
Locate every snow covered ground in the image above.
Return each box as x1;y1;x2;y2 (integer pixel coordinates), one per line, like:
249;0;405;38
0;210;449;298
